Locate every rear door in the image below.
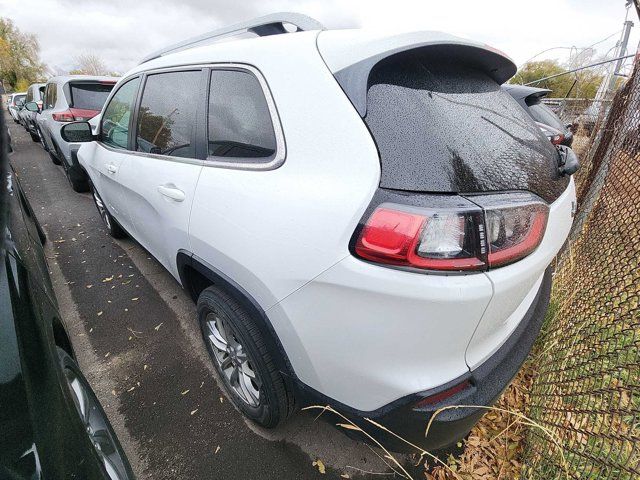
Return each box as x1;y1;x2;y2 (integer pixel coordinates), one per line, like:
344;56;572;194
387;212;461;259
114;69;205;278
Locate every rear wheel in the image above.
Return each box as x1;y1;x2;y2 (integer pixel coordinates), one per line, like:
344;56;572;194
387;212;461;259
29;130;39;142
58;348;135;480
197;286;293;428
90;183;126;238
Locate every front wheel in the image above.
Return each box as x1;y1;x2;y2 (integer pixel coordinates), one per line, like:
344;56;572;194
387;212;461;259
58;348;135;480
197;286;293;428
90;183;126;238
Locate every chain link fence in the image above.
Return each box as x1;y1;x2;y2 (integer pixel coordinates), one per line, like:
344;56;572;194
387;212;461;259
523;57;640;479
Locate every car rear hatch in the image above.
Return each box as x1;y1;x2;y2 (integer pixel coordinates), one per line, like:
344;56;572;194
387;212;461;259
316;29;570;203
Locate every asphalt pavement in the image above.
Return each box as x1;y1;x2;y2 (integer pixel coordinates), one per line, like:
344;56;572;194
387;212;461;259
8;121;421;480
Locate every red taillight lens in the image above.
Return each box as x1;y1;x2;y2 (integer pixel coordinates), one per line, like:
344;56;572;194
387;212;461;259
52;110;75;122
354;193;549;271
69;108;99;121
484;202;548;268
355;205;486;271
550;133;565;145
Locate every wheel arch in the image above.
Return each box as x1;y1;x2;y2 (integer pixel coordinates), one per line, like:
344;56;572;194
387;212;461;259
177;250;297;383
52;316;76;360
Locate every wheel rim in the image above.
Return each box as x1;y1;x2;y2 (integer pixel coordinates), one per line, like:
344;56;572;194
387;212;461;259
205;313;262;407
63;367;131;480
93;190;112;231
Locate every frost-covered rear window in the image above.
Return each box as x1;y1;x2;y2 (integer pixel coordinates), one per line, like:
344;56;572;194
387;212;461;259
364;55;562;198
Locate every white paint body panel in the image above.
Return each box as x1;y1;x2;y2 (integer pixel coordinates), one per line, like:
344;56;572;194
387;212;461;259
77;28;575;413
465;178;576;369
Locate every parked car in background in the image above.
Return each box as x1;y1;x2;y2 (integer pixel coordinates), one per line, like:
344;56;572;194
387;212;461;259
19;83;46;141
67;13;578;453
503;84;574;147
7;92;27;123
0;110;135;480
29;75;118;191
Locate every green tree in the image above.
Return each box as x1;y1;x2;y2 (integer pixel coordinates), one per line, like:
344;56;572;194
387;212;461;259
0;18;46;91
510;59;604;99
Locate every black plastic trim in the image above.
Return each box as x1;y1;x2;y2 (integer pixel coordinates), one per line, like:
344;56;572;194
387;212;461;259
176;250;296;384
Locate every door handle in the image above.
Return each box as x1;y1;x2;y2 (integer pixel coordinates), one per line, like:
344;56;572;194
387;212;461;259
157;185;186;202
106;164;118;174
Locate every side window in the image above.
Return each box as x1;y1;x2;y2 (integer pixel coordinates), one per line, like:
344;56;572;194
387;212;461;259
100;77;141;150
208;70;277;160
25;87;33;103
135;71;200;159
44;84;56;109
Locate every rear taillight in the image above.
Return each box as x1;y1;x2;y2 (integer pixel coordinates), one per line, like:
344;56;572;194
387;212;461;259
550;133;565;145
354;192;548;271
52;110;75;122
478;194;549;268
69;108;99;121
36;101;43;109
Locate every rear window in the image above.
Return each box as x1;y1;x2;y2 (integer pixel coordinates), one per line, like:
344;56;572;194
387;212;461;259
70;83;115;111
527;102;566;132
13;95;25;105
364;56;558;195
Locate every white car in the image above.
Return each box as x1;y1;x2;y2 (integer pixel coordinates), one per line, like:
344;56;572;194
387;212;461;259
65;13;577;452
7;92;26;123
28;75;118;192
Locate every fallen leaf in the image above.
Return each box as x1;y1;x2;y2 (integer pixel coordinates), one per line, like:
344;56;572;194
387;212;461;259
312;460;326;474
154;323;163;331
131;297;139;301
181;389;190;395
127;386;135;392
86;284;93;289
102;275;114;282
104;352;110;358
190;409;198;415
97;311;103;317
214;446;221;454
144;364;148;370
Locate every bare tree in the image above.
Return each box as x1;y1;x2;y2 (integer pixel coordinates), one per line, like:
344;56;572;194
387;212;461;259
71;53;108;76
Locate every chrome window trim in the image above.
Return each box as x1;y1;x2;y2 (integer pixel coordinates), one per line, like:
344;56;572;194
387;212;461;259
96;142;205;166
204;63;286;171
96;62;285;171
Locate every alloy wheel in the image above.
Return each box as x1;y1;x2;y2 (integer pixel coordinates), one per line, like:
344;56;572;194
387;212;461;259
205;313;262;407
93;189;112;231
63;367;131;480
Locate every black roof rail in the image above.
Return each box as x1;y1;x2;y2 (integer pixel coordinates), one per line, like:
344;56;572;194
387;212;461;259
139;12;325;65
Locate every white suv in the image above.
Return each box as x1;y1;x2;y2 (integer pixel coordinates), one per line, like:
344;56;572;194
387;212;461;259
64;13;577;452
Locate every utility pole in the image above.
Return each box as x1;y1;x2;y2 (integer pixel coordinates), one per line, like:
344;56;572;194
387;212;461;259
607;19;634;90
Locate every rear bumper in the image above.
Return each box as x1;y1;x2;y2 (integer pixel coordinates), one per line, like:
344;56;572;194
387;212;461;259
295;267;551;453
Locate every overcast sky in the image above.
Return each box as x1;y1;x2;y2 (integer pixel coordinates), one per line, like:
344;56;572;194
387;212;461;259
1;0;638;76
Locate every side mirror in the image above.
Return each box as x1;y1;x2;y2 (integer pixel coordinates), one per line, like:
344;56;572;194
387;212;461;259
61;121;95;143
556;145;580;176
25;101;40;112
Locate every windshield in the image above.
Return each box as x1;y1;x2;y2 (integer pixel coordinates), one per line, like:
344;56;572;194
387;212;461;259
527;102;566;131
70;83;114;111
364;55;567;202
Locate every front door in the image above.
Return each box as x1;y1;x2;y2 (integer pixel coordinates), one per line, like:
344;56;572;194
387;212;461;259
81;76;141;235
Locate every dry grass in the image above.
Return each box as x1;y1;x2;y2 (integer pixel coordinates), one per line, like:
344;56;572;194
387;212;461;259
424;365;534;480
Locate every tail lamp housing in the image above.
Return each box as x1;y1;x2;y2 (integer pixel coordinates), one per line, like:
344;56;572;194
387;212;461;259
354;192;548;271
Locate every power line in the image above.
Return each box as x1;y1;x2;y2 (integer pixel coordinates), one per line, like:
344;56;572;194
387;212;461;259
524;54;636;85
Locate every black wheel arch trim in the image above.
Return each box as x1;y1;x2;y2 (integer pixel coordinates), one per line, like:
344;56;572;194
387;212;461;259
176;250;297;384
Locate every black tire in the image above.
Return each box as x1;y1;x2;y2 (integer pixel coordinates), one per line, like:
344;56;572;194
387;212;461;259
57;348;135;480
30;130;39;142
197;285;293;428
90;183;126;238
49;150;62;165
